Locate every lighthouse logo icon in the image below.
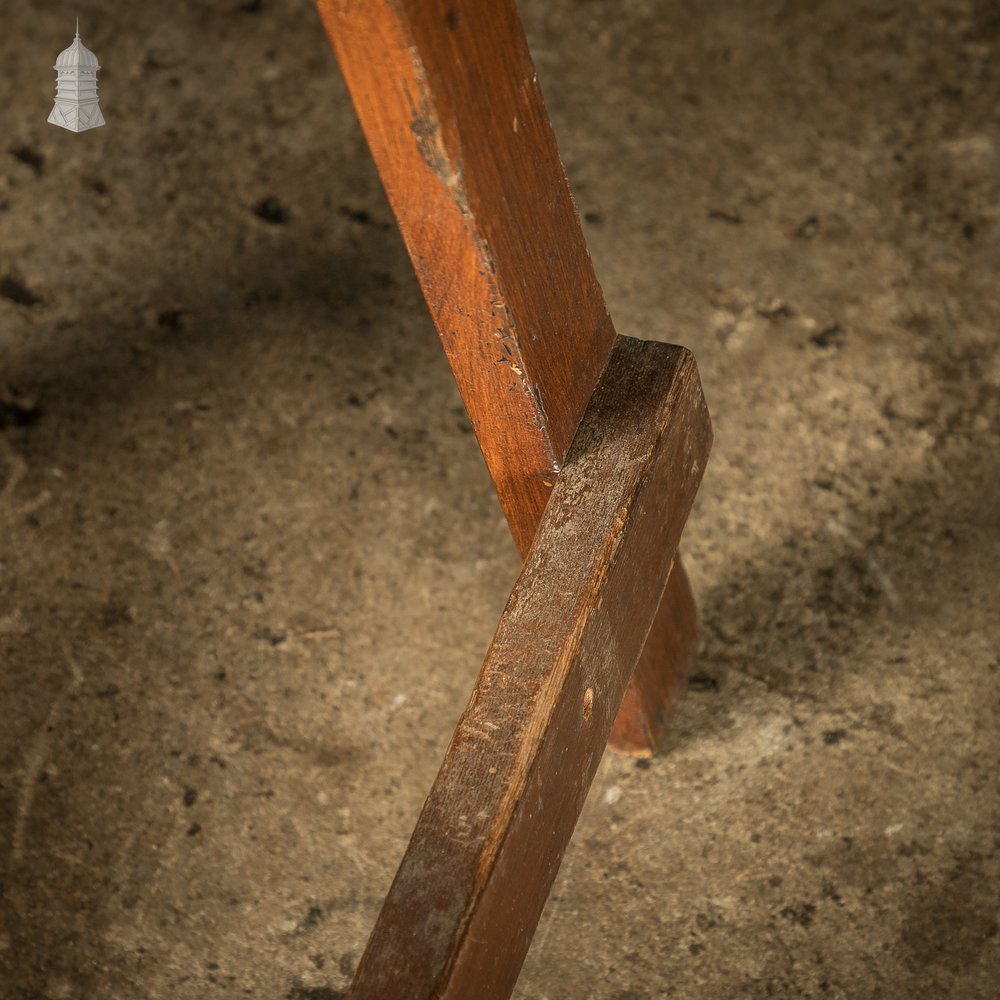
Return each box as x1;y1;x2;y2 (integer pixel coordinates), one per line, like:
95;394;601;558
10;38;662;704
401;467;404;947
48;19;106;132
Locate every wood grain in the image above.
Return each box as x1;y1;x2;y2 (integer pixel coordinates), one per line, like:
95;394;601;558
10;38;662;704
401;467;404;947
316;0;701;753
316;0;607;550
345;336;713;1000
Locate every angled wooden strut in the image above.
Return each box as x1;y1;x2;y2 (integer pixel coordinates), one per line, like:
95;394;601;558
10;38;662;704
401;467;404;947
317;0;698;754
346;337;712;999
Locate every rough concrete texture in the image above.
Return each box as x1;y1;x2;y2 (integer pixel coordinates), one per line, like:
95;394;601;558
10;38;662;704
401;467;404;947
1;1;998;998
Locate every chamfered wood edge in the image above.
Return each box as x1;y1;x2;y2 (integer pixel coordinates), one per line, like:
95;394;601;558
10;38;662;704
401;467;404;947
346;336;713;999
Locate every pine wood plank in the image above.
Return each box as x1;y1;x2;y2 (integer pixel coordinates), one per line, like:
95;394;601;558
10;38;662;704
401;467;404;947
346;336;712;1000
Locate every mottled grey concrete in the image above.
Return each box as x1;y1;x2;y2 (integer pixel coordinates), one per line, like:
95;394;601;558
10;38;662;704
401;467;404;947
1;1;998;998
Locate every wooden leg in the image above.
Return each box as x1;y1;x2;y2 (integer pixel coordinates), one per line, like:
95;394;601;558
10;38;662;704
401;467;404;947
608;559;698;755
317;0;699;755
346;337;712;1000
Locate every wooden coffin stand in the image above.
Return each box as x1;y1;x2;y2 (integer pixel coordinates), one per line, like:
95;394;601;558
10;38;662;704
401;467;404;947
316;2;714;997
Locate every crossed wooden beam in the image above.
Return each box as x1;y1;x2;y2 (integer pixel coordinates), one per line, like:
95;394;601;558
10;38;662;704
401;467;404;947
316;2;713;996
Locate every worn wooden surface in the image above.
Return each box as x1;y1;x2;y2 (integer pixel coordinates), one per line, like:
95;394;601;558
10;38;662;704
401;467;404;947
345;336;713;1000
316;0;700;754
315;0;610;548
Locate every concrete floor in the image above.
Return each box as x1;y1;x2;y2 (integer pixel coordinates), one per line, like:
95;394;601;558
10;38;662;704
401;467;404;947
2;1;998;997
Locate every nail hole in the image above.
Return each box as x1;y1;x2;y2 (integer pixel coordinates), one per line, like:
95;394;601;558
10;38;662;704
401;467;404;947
582;687;594;721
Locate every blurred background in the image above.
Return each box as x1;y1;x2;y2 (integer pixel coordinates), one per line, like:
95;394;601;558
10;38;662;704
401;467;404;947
1;1;998;997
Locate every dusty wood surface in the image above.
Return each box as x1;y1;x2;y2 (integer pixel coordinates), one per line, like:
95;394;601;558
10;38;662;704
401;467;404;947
345;336;713;1000
316;0;700;754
